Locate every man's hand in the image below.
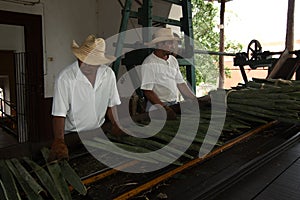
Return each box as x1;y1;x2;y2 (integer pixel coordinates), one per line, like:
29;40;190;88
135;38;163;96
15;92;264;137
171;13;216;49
149;105;177;120
111;124;126;136
48;138;69;162
164;106;177;120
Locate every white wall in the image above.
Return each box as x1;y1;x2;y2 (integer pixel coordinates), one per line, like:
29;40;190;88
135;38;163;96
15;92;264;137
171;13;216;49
0;0;100;97
42;0;98;97
0;0;173;97
0;24;24;52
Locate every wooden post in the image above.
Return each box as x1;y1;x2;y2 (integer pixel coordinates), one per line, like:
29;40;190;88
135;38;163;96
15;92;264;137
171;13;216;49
218;0;225;88
285;0;295;52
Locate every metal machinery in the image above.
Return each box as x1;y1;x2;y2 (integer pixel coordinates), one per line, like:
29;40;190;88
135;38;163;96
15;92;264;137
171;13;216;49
234;39;300;82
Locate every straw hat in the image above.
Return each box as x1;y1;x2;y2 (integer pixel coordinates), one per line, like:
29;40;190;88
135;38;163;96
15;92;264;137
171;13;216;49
72;34;116;65
145;28;180;46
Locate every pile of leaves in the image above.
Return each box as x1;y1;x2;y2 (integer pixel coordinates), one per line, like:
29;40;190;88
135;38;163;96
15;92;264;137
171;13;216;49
227;78;300;124
0;148;86;200
84;78;300;165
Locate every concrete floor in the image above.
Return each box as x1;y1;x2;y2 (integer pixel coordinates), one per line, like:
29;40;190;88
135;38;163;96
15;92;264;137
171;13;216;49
0;127;18;148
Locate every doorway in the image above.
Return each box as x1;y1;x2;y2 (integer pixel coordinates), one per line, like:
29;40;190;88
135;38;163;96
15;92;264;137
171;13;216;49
0;10;45;155
0;50;18;147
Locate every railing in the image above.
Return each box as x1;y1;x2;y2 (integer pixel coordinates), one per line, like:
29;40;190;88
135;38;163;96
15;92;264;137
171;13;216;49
15;52;29;143
0;98;18;137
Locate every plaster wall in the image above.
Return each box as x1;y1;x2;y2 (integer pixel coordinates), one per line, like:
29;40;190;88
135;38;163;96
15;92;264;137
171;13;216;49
0;24;24;52
0;0;172;97
0;0;98;97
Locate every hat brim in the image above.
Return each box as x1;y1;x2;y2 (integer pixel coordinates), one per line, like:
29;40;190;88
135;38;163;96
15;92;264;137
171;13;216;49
72;48;116;65
144;36;180;46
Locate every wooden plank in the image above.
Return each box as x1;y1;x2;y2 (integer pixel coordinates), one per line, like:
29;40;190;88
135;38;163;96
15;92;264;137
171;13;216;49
256;147;300;200
216;141;300;200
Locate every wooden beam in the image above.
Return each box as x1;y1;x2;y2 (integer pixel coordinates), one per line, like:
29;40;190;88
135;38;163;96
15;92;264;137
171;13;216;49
285;0;295;52
218;0;225;88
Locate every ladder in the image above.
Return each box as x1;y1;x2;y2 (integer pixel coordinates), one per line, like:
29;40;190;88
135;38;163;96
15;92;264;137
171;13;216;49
112;0;196;91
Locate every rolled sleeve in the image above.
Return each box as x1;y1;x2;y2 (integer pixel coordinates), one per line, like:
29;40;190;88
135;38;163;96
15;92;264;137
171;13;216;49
175;68;185;84
108;71;121;107
52;77;69;117
141;63;155;90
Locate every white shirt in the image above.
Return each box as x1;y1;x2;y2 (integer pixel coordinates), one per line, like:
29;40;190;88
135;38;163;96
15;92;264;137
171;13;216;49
52;61;121;132
141;53;185;102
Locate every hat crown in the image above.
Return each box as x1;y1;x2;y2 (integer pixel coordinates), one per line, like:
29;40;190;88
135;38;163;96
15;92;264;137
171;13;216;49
81;35;105;53
72;34;115;65
145;28;180;46
152;28;174;40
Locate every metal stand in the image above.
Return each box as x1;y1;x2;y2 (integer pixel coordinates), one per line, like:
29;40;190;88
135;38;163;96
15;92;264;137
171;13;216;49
112;0;196;91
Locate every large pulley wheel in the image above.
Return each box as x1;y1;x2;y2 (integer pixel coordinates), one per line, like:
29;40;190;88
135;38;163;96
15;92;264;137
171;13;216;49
247;39;262;61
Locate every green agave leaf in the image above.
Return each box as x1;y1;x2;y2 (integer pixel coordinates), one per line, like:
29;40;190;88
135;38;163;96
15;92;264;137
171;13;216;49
93;137;182;166
41;148;72;200
0;160;21;200
23;157;62;200
10;158;45;195
59;160;87;195
0;179;7;200
83;139;158;163
5;159;43;200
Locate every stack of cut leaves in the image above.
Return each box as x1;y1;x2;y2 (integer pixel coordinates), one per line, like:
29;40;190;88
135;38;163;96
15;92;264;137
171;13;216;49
226;78;300;125
0;148;86;200
83;111;239;165
84;78;300;166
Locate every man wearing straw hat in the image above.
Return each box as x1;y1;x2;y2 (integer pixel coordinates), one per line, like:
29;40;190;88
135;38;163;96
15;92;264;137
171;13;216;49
49;34;123;161
141;28;196;119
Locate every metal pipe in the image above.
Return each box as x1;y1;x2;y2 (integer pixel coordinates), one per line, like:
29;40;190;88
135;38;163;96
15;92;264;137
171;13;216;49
194;49;236;56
